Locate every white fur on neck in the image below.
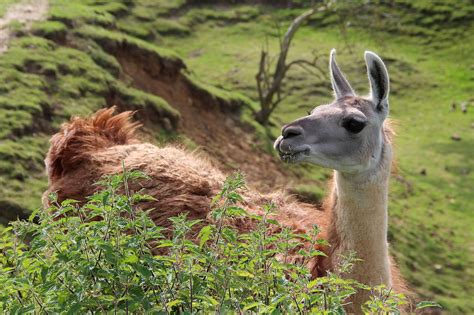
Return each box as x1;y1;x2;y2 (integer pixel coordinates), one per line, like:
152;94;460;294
332;142;392;287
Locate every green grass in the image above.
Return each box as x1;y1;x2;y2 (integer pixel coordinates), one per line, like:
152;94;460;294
0;0;16;16
75;25;182;63
31;20;67;39
49;0;118;26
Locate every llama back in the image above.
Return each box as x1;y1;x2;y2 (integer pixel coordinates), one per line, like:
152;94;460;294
44;106;140;182
42;107;224;215
42;107;329;277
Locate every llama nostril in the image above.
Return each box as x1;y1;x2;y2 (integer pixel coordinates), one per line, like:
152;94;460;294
282;126;303;139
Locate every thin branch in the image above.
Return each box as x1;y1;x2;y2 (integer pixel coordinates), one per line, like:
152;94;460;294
286;59;325;80
273;7;316;82
269;94;287;113
255;50;267;107
255;4;329;125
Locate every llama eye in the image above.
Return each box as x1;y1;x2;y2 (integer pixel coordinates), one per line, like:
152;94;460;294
307;110;312;116
342;118;366;134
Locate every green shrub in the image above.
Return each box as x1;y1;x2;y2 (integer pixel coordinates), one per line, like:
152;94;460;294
0;168;428;313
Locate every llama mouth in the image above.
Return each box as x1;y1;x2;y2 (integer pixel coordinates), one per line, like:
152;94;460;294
279;149;310;163
274;137;310;163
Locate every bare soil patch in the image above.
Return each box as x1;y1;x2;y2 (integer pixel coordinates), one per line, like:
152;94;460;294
0;0;48;53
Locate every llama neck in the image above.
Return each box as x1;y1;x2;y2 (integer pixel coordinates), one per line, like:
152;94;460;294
329;143;392;287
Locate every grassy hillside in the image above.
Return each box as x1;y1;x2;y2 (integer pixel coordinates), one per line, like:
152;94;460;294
0;0;472;312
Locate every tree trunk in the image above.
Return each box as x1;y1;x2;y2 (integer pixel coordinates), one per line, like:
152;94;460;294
254;7;318;126
255;107;272;125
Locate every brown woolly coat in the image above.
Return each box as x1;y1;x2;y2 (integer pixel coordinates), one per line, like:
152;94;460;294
43;107;409;300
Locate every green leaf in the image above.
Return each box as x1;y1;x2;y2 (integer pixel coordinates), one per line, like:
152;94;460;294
41;266;48;282
28;208;40;222
210;193;222;206
236;270;254;278
227;192;243;202
202;295;219;306
416;301;442;309
67;302;82;315
122;254;139;264
198;225;213;248
132;193;157;202
167;299;184;308
266;219;279;226
61;199;79;206
243;302;260;311
156;240;174;248
307;279;320;289
135;264;152;279
102;191;110;205
226;206;247;217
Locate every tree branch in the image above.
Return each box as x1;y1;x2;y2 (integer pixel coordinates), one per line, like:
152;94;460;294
256;50;267;108
286;58;326;80
255;4;329;125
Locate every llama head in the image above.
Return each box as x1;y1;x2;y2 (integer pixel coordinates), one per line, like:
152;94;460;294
274;49;391;173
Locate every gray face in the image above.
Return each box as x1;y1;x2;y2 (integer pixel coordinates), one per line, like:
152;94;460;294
274;50;390;174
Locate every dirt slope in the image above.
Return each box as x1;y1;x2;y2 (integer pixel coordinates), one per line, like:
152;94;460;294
113;47;294;192
0;0;48;53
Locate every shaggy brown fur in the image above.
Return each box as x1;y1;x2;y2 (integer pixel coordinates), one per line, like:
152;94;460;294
43;107;409;301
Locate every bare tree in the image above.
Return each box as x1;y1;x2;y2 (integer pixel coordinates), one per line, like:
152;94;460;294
255;5;327;126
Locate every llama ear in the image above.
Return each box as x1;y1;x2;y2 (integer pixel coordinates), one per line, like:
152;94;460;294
365;51;390;113
329;49;355;99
